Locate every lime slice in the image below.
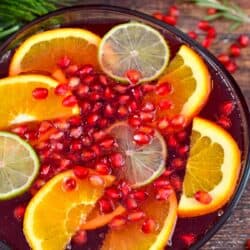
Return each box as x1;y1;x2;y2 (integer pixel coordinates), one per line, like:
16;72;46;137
98;22;170;83
108;122;167;187
0;132;40;200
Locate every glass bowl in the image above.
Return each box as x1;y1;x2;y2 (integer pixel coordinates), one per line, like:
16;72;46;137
0;5;249;250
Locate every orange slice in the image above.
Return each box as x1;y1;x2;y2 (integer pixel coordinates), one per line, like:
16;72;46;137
101;192;177;250
145;45;211;126
23;170;114;250
0;74;79;129
9;28;101;76
178;117;241;217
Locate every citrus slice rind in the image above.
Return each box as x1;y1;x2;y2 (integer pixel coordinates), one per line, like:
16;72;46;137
0;131;39;200
9;28;101;76
98;22;170;83
101;192;177;250
178;117;241;217
108;122;167;188
0;74;79;129
23;170;114;250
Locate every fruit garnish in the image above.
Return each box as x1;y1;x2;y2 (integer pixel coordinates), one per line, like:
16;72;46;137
108;122;167;188
145;45;211;126
178;117;241;217
23;170;114;250
0;74;79;129
98;22;170;83
9;28;101;76
0;132;39;200
101;192;177;250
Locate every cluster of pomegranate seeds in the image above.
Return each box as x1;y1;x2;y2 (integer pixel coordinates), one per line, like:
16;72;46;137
153;5;179;26
216;100;235;129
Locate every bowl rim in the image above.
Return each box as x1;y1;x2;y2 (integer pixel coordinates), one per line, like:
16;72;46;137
0;4;249;250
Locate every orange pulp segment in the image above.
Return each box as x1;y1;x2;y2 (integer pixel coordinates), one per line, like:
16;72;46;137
0;74;79;129
178;117;241;217
23;170;114;250
9;28;101;76
145;45;211;126
101;192;177;250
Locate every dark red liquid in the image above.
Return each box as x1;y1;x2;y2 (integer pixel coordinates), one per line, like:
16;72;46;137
0;22;244;250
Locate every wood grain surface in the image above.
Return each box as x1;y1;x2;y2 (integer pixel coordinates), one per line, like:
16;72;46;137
78;0;250;249
0;1;249;249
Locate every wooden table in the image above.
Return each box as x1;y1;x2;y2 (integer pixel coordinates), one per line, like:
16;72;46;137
81;0;250;249
0;0;249;249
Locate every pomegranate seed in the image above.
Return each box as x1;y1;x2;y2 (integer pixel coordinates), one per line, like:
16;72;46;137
142;102;155;112
70;127;83;139
137;125;154;135
51;141;64;151
238;34;249;47
57;56;71;68
109;216;126;229
180;233;196;247
167;134;178;147
132;191;148;201
198;20;210;31
162;169;173;177
104;104;115;117
219;101;235;116
117;105;128;117
76;85;89;98
96;162;111;175
156;82;172;95
163;15;176;26
71;140;82;151
54;84;69;96
128;100;139;113
92;102;103;113
13;205;26;221
24;131;37;141
69;116;82;126
207;27;216;38
59;158;71;170
195;191;212;204
118;95;130;105
156;187;173;200
125;69;141;84
158;117;169;130
93;130;106;142
131;87;142;99
11;125;28;136
72;230;87;245
118;181;132;197
62;177;77;192
168;5;179;17
106;187;122;200
207;8;217;15
217;54;230;65
141;218;157;234
89;175;104;186
66;64;79;76
110;152;125;168
142;84;155;93
104;87;115;99
114;84;128;94
230;43;241;57
98;74;108;86
171;115;185;127
217;115;231;128
62;95;77;107
81;150;96;161
226;60;237;73
99;198;114;213
91;144;101;157
172;158;185;169
125;197;138;210
245;239;250;250
100;138;114;149
54;119;70;130
128;116;141;127
98;118;109;128
159;99;173;110
32;88;48;100
128;211;145;221
50;131;64;140
87;113;99;126
153;12;164;21
73;166;89;179
176;131;187;142
40;164;51;177
170;175;182;192
81;135;93;147
133;132;150;145
202;37;213;48
38;121;52;133
178;145;189;156
80;101;91;114
139;112;154;122
153;178;170;188
187;31;198;40
79;64;94;75
68;77;80;89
